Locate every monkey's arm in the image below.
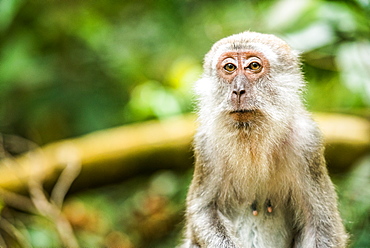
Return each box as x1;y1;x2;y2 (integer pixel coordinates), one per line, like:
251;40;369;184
182;157;240;248
293;152;348;248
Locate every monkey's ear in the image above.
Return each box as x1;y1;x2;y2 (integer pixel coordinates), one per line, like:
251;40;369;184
194;76;213;98
292;49;301;60
203;51;217;76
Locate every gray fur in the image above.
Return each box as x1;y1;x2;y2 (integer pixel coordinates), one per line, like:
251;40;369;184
180;32;348;248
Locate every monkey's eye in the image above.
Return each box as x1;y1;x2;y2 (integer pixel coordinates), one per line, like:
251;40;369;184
223;63;237;72
247;62;262;71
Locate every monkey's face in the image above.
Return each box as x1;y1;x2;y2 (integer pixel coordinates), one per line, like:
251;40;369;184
216;51;270;122
196;32;305;128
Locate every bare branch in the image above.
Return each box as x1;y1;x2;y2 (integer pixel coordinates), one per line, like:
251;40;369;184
0;188;37;214
51;144;82;208
0;217;32;248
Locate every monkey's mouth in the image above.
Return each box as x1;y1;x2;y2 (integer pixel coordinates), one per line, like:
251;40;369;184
230;109;256;114
229;109;259;122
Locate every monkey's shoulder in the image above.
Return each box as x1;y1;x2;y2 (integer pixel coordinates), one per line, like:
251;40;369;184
288;114;328;180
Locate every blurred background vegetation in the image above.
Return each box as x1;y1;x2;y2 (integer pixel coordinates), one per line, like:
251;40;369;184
0;0;369;247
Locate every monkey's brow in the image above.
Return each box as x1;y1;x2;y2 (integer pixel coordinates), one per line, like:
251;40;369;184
231;43;245;50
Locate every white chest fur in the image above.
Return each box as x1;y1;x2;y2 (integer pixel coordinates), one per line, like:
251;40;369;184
207;123;296;248
233;204;294;248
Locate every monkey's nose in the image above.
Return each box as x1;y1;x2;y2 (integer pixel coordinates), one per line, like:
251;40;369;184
233;89;246;96
231;88;246;106
232;75;248;97
231;83;246;105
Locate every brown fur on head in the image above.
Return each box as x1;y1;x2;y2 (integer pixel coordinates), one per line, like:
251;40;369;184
203;32;299;73
195;31;305;137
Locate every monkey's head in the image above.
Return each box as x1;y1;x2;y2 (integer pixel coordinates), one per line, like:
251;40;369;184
196;32;305;130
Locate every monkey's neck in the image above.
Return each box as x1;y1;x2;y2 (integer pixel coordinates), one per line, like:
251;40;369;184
205;117;292;207
207;115;290;163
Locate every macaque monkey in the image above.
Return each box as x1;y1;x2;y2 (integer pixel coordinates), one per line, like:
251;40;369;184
180;32;348;248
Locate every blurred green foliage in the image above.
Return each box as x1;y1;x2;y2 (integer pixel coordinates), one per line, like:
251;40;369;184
0;0;369;247
0;0;369;145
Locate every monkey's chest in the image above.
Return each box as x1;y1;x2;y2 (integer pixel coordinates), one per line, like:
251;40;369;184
233;204;294;248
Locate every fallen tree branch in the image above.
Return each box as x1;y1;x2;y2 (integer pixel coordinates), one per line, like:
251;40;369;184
0;113;368;192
